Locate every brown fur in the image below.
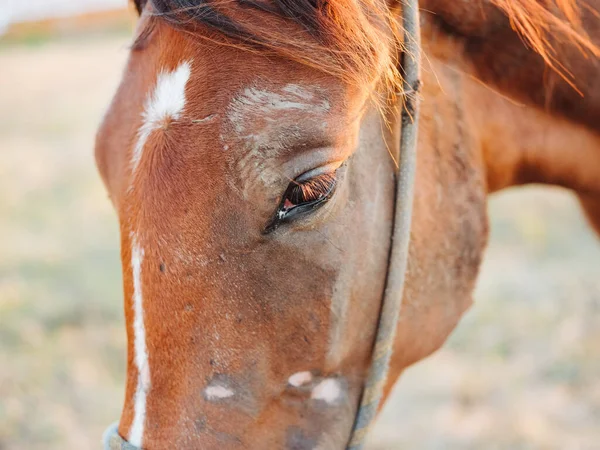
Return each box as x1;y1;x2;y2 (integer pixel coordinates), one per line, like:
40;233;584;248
95;1;600;448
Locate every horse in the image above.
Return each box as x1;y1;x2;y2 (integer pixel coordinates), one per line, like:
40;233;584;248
95;0;600;448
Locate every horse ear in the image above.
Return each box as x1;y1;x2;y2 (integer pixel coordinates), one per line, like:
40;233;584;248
133;0;146;14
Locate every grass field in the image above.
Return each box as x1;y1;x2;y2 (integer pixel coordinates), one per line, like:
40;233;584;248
1;33;599;450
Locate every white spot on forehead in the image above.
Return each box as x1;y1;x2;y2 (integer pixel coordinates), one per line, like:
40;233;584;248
288;371;313;387
130;60;192;174
311;378;341;404
204;383;235;401
129;235;149;447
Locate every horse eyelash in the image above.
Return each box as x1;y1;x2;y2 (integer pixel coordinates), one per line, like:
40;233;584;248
289;172;337;203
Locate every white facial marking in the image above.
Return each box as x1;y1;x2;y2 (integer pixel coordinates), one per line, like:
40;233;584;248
288;371;313;387
204;383;235;400
129;235;149;447
125;60;191;446
131;60;192;174
225;83;330;196
311;378;341;404
227;83;330;134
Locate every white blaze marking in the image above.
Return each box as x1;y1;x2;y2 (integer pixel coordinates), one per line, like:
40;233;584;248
204;384;235;400
311;378;341;404
125;61;191;446
131;60;192;173
129;235;149;447
288;371;313;387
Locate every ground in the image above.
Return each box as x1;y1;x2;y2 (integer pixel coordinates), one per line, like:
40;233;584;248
0;33;599;450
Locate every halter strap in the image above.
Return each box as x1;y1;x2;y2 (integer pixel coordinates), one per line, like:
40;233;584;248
103;423;140;450
346;0;421;447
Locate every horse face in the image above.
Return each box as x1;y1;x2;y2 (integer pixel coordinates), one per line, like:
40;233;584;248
95;15;396;449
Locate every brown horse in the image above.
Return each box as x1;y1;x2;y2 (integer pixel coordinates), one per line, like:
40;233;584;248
95;0;600;448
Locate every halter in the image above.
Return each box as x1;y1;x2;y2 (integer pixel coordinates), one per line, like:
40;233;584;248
346;0;421;446
104;0;420;448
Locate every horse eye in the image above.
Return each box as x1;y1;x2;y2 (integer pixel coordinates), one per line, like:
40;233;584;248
265;172;337;233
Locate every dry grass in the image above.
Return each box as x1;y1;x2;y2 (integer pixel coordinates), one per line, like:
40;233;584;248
0;33;129;450
368;189;600;449
0;32;599;450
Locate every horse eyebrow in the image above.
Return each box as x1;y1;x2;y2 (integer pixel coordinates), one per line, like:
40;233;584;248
254;126;335;157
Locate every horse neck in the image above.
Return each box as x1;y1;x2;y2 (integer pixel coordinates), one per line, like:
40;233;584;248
423;17;600;233
467;69;600;190
472;77;600;233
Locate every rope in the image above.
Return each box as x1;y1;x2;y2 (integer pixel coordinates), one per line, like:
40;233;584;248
103;422;140;450
346;0;421;447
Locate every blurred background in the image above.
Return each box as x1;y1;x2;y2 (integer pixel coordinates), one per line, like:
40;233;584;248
0;1;599;449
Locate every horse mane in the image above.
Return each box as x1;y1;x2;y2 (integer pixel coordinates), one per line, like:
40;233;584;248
490;0;599;73
132;0;598;92
132;0;402;97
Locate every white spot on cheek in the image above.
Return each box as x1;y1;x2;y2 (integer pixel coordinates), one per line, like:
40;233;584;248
204;384;235;401
130;60;192;174
311;378;341;404
288;371;313;387
129;235;149;448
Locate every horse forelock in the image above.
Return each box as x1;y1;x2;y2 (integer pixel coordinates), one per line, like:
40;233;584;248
131;0;403;103
134;0;147;14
